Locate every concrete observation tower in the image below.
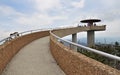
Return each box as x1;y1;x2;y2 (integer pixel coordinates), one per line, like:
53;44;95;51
80;19;105;47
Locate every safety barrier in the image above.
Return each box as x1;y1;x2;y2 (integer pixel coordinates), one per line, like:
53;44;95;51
50;30;120;75
0;29;50;74
0;28;52;45
50;31;120;61
0;27;76;74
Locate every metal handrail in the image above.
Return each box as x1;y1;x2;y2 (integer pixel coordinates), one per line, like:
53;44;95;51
18;28;52;36
0;26;79;45
0;28;52;45
50;31;120;61
0;26;77;45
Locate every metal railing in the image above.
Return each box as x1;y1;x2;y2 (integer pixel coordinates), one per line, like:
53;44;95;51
0;28;52;45
50;31;120;61
0;26;78;45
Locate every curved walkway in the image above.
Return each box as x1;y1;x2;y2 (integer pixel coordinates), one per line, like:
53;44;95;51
2;36;65;75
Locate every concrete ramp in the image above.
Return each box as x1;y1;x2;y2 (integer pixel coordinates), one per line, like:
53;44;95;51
2;36;65;75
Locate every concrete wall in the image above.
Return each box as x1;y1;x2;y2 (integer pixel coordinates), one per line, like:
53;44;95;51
50;34;120;75
0;31;49;74
53;25;105;37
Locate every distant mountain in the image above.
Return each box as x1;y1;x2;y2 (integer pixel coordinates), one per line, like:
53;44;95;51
95;37;120;44
63;36;120;46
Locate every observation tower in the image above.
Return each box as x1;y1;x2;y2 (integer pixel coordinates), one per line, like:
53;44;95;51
80;19;105;47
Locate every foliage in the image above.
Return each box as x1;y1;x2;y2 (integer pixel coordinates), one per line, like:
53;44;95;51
115;41;119;46
77;42;120;70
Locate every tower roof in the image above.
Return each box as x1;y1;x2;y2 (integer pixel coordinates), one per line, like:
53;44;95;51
80;19;101;23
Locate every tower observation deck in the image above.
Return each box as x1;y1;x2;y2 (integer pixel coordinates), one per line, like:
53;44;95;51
80;19;105;47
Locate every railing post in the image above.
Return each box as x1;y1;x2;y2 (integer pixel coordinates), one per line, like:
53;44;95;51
72;33;77;51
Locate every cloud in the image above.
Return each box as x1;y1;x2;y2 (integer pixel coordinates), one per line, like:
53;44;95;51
100;0;120;8
15;13;67;27
0;5;14;16
0;5;23;17
0;30;10;40
0;0;120;40
32;0;61;12
0;5;16;17
71;0;85;8
0;4;68;29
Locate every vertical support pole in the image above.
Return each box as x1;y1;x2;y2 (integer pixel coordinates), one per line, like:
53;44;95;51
87;31;95;47
72;33;77;51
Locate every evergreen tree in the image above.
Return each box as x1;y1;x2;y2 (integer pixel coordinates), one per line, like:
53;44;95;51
115;41;119;46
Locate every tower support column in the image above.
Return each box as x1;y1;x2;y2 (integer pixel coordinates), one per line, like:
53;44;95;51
72;33;77;51
87;31;95;47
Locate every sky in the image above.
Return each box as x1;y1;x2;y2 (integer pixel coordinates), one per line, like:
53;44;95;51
0;0;120;40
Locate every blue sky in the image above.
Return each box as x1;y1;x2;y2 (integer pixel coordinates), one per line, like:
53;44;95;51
0;0;120;39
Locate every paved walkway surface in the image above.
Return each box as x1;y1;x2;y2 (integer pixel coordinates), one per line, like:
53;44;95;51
2;36;65;75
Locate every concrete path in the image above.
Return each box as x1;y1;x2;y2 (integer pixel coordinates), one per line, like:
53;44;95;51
2;36;65;75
